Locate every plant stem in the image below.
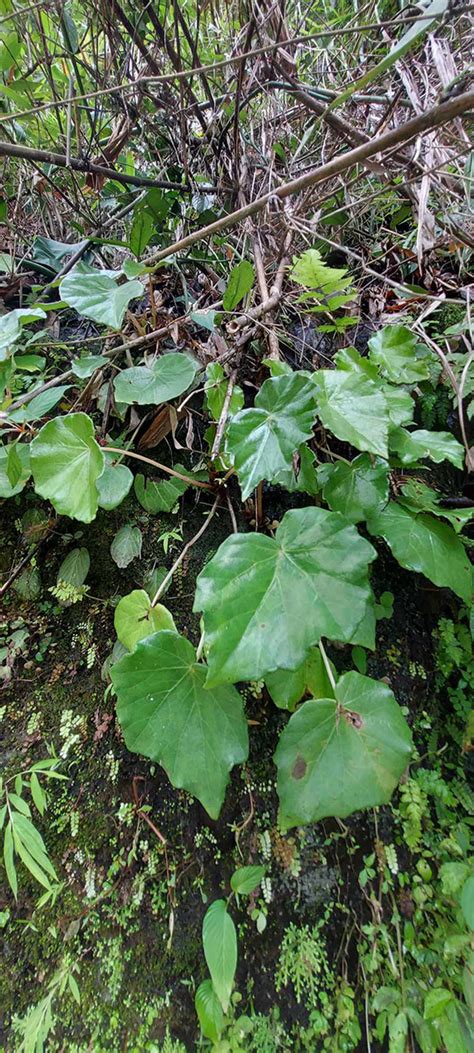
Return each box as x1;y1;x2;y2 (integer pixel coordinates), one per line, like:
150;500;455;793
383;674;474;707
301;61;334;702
104;447;214;490
150;494;221;607
319;640;337;691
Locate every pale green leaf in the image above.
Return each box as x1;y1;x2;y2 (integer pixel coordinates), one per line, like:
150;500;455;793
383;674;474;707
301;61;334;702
202;899;237;1012
314;370;389;458
60;271;143;328
195;506;376;687
7;386;70;424
30;773;45;817
110;524;142;568
113;353;198;406
230;866;265;895
114;589;175;651
389;427;464;468
111;631;248;818
275;671;412;828
0;307;46;360
291;249;352;294
30;413;105;523
317;454;389;523
367;502;472;603
368;325;431;384
424;989;454;1021
265;646;336;711
96;463;133;510
0;442;30;497
71;355;108;378
57;547;90;587
226;374;317;500
195;979;224;1042
222;260;254;311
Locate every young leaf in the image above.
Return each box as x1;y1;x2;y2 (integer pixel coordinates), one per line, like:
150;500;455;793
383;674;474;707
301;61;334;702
111;631;248;818
275;671;412;828
195;506;376;687
60;271;143;329
314;370;390;458
195;979;224;1042
367;502;472;603
222;260;254;311
113;353;198;406
230;866;265;895
134;468;188;513
389;427;464;468
30;413;105;523
114;589;176;651
110;524;142;568
57;548;90;587
205;362;244;421
202;900;237;1012
265;646;336;711
96;463;133;510
273;443;320;496
0;442;30;498
317;454;389;523
368;325;431;384
226;374;317;500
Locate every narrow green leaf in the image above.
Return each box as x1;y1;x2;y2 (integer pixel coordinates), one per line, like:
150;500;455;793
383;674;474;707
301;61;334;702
0;442;30;498
30;773;46;817
202;900;237;1012
4;823;17;898
222;260;254;311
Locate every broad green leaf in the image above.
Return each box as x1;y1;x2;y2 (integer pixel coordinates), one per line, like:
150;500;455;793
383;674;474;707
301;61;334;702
389;427;464;468
275;671;412;828
367;502;472;603
226;374;317;500
262;357;293;376
265;646;336;711
32;235;88;272
334;345;379;380
380;384;415;427
424;989;454;1021
16;354;46;372
13;566;41;601
71;355;108;378
0;443;30;497
130;208;154;257
461;876;474;930
134;468;188;513
57;547;90;587
111;632;248;817
317;454;389;523
110;524;142;568
205;362;244;421
368;325;431;384
7;386;70;424
202;900;237;1012
114;589;175;651
195;506;376;687
314;370;389;458
399;479;474;533
60;271;143;328
222;260;254;311
231;866;265;895
195;979;224;1042
0;307;46;361
96;463;133;510
30;413;105;522
273;443;320;496
114;353;198;406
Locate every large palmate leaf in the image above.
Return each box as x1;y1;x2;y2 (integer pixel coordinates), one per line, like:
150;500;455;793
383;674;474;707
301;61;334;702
111;631;248;817
113;353;198;406
317;454;389;523
334;348;414;425
60;271;143;328
275;671;412;827
368;502;472;603
195;506;376;687
368;325;432;384
0;442;30;497
114;589;175;651
30;413;105;523
202;900;238;1013
389;427;464;468
265;646;336;711
314;370;390;458
226;374;317;499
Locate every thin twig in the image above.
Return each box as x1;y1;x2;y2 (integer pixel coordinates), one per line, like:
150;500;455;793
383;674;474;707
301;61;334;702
104;447;214;490
151;494;221;607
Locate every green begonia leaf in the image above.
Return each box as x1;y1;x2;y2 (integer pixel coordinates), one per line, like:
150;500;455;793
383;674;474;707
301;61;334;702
368;325;431;384
0;443;30;497
265;646;336;711
114;589;175;651
111;631;248;817
230;866;265;894
205;362;244;421
273;443;320;496
96;463;133;510
317;454;389;523
60;271;143;328
0;308;46;361
30;413;105;523
57;547;89;586
314;370;389;458
113;353;198;406
333;345;379;379
71;355;108;378
389;427;464;468
226;374;317;500
110;523;142;568
195;506;376;687
134;468;188;513
275;671;412;827
202;899;237;1012
367;501;472;603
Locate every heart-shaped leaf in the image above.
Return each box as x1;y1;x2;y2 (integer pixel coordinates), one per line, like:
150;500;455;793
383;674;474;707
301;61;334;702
113;353;198;406
7;386;71;424
368;325;432;384
314;370;390;458
230;866;265;895
205;362;244;421
275;671;412;827
110;523;142;568
111;631;248;817
114;589;175;651
60;271;143;328
226;374;317;499
30;413;105;523
317;454;389;523
368;501;472;603
195;506;376;686
96;463;133;510
202;900;237;1012
389;427;464;468
265;646;336;711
